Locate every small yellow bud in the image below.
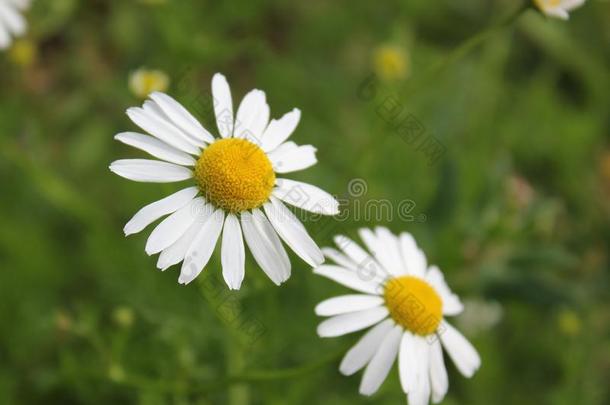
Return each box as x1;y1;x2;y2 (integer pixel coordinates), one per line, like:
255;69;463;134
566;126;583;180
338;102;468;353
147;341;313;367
9;39;37;67
108;364;126;383
112;306;135;328
128;68;170;99
557;309;581;336
373;45;409;81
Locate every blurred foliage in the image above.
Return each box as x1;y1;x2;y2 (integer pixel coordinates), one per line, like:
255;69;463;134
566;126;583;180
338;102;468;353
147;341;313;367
1;0;609;404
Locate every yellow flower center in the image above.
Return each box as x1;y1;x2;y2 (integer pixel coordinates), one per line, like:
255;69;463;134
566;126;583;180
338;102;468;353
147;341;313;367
195;138;275;212
383;276;442;336
374;46;409;81
9;39;37;67
534;0;561;9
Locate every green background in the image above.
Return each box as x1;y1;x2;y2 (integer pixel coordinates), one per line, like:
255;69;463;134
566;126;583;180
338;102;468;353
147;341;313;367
1;0;609;404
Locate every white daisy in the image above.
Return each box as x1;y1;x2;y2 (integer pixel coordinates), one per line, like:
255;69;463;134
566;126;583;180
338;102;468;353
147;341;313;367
314;228;480;404
110;73;339;289
534;0;585;20
0;0;30;50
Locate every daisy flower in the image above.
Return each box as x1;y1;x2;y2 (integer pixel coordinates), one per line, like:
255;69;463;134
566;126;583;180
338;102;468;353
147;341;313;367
0;0;30;50
314;228;480;404
110;73;339;289
533;0;585;20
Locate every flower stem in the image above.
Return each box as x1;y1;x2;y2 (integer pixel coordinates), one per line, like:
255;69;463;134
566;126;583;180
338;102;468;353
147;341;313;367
406;2;530;96
432;2;530;76
227;337;250;405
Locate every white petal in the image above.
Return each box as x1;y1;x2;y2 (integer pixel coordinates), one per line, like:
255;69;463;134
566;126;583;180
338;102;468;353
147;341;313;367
322;247;359;271
266;140;297;157
240;210;290;286
333;235;388;282
439;320;481;378
149;92;215;143
339;318;394;376
314;265;383;295
123;186;199;236
114;132;196;166
563;0;585;11
157;220;204;271
0;2;26;35
261;108;301;152
126;107;201;155
376;227;409;275
178;208;225;284
234;89;269;141
211;73;234;138
426;266;463;316
221;214;245;290
263;198;323;267
429;338;449;404
317;307;389;338
399;331;416;393
544;7;570;19
398;232;427;277
7;0;31;9
253;208;291;279
274;178;339;215
408;370;431;405
333;234;377;268
358;228;405;277
357;228;380;257
441;296;464;317
403;335;431;405
145;198;206;255
359;324;402;396
142;100;206;149
109;159;193;183
268;144;317;173
315;294;384;317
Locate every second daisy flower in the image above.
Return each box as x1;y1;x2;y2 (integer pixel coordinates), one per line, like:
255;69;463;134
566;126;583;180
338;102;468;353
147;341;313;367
315;228;480;404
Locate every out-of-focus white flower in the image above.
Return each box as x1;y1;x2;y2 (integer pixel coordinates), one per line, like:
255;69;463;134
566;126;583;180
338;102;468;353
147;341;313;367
455;299;503;336
534;0;585;20
129;68;170;99
0;0;31;50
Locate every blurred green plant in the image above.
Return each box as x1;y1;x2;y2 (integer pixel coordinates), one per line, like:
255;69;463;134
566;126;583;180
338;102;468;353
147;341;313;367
0;0;609;404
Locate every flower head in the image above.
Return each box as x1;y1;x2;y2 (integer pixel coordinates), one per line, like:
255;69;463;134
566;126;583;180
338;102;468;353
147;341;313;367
0;0;30;50
8;37;35;65
373;45;409;81
534;0;585;20
110;73;339;289
129;68;170;99
314;228;480;404
557;309;581;336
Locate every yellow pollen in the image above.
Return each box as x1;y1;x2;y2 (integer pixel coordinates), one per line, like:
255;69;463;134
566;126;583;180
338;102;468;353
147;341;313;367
374;45;409;81
384;276;443;336
534;0;561;9
195;138;275;212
